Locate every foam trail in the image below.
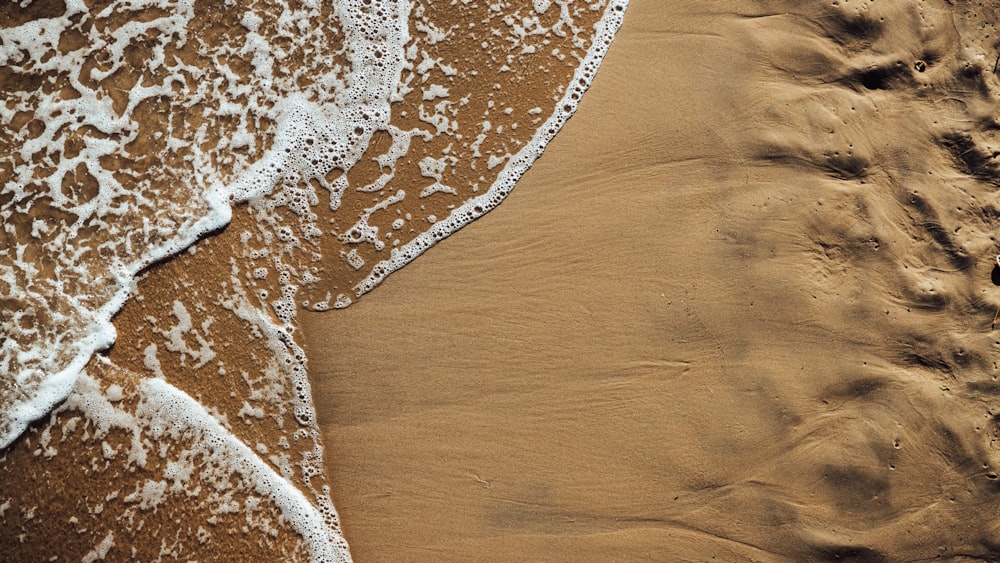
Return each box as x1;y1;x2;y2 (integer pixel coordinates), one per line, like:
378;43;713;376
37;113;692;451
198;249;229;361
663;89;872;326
136;376;350;562
354;0;630;296
2;1;631;559
0;0;411;449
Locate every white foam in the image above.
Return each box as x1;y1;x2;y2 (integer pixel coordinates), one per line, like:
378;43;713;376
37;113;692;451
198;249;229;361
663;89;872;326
1;0;412;449
137;377;350;562
353;0;630;297
2;1;631;559
61;370;348;561
81;531;115;563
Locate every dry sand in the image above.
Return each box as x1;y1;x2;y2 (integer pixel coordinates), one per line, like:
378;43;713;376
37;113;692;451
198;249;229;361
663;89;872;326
305;1;1000;560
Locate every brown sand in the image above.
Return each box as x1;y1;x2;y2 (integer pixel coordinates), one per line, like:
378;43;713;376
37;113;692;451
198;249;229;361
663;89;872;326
7;0;1000;560
1;1;616;560
306;1;1000;560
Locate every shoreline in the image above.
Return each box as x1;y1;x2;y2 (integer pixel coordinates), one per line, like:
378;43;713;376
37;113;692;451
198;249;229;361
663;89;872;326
0;2;631;560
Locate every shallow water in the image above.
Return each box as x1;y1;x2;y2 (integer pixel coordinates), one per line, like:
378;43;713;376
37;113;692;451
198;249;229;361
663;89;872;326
0;1;627;559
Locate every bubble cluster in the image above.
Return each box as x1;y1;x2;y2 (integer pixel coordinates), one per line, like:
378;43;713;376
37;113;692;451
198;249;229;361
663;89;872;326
0;0;353;448
353;0;629;296
1;0;630;560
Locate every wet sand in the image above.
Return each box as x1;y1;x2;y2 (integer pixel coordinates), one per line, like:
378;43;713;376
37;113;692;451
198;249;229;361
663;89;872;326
306;1;1000;560
1;1;621;560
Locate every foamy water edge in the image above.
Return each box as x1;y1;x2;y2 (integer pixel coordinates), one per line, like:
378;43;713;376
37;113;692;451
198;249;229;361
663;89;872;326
2;1;630;559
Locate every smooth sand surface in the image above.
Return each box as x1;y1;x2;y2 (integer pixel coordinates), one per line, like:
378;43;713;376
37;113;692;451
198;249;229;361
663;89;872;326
305;1;1000;560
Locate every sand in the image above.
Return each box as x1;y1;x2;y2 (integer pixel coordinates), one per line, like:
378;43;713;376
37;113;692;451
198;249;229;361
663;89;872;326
1;1;621;560
8;0;1000;560
305;1;1000;560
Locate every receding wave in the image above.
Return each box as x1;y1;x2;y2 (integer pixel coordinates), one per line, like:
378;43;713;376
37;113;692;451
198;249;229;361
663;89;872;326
0;0;627;560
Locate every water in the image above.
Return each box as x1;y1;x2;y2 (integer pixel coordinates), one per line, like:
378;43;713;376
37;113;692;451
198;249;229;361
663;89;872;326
0;0;627;559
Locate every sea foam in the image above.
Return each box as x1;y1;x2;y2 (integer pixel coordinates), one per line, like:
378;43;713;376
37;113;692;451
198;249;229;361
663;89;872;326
1;0;629;559
0;0;410;449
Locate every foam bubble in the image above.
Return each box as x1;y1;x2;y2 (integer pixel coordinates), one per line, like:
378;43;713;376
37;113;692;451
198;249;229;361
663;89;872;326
0;0;412;449
353;0;630;297
2;1;631;559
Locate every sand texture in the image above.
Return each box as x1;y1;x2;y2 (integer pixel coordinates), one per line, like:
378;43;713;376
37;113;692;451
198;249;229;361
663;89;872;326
1;0;623;560
306;1;1000;560
7;0;1000;561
